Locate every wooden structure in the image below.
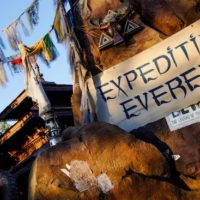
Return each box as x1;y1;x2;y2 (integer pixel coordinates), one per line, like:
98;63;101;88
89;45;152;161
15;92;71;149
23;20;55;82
0;81;73;170
0;81;73;199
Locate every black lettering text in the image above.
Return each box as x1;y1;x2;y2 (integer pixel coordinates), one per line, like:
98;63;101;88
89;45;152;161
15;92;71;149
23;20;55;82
120;99;140;119
97;83;116;102
149;85;171;106
137;63;158;84
166;77;187;99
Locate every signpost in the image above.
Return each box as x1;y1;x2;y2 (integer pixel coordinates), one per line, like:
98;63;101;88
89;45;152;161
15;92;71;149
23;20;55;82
87;19;200;131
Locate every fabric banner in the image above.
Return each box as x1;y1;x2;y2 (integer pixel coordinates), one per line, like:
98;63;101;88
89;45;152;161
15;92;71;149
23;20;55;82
87;19;200;132
25;65;51;118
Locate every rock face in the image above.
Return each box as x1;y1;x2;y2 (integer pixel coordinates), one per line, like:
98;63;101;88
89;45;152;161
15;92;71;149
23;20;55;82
0;170;19;200
28;1;200;199
29;122;200;200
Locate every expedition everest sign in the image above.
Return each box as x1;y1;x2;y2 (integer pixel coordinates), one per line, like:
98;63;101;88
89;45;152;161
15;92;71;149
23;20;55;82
87;19;200;132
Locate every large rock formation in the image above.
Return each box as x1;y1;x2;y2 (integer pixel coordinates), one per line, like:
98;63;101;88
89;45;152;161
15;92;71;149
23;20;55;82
0;170;19;200
29;122;200;200
28;1;200;199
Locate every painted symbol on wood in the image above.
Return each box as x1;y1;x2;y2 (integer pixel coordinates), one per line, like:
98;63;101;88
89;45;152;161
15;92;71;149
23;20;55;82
123;20;143;36
113;26;124;45
98;33;114;50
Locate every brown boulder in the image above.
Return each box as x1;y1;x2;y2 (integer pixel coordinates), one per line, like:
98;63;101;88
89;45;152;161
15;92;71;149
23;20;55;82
133;0;184;35
71;86;83;126
29;123;200;200
139;119;200;190
165;0;200;25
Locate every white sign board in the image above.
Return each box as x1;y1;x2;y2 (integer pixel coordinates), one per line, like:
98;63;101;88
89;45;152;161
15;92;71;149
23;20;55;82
166;102;200;131
87;19;200;132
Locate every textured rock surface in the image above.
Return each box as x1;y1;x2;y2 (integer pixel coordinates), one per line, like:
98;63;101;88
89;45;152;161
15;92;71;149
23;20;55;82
165;0;200;25
0;170;19;200
29;123;200;200
71;86;83;126
140;119;200;187
29;1;200;199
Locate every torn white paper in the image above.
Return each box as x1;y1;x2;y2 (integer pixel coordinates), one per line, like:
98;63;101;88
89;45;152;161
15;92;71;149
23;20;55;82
97;173;114;193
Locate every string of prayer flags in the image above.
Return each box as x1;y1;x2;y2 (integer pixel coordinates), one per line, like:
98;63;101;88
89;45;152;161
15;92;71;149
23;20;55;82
53;3;71;43
53;0;57;6
0;0;63;85
19;19;30;36
63;0;68;4
0;48;7;86
10;56;22;67
0;47;4;61
17;33;59;65
7;54;23;73
66;9;74;30
3;0;40;51
0;62;7;85
54;5;66;43
3;21;21;51
41;33;59;63
0;36;5;49
53;0;68;6
26;0;40;30
0;52;23;75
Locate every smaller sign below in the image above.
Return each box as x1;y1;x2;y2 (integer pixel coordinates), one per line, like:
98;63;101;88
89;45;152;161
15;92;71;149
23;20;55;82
166;102;200;131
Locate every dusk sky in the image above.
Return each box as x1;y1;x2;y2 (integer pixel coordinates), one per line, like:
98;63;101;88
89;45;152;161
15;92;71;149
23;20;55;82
0;0;72;112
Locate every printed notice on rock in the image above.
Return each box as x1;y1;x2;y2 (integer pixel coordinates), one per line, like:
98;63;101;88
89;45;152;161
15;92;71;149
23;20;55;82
166;102;200;131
